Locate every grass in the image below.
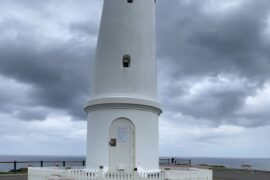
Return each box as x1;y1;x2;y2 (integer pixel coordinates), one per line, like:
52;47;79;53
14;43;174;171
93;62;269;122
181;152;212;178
197;164;226;169
0;168;28;174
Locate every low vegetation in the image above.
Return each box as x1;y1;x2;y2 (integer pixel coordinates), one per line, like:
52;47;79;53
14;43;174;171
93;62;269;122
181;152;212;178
0;168;28;174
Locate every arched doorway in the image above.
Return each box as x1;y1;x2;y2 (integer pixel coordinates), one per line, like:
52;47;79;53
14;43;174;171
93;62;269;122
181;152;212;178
109;118;135;172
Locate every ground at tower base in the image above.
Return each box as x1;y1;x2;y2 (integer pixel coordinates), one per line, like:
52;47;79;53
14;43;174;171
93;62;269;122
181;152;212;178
1;167;270;180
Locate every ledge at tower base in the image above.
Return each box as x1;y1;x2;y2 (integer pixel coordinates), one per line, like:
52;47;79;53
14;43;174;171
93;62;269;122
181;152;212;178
28;167;212;180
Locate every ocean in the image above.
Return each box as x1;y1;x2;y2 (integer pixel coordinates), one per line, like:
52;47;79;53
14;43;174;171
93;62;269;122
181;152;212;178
0;155;269;172
0;155;85;172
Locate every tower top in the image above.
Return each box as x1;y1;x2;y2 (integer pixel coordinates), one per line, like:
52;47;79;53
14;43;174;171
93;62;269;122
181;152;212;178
90;0;158;103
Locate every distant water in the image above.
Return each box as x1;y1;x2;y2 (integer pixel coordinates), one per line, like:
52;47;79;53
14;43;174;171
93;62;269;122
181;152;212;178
0;155;270;172
0;155;85;172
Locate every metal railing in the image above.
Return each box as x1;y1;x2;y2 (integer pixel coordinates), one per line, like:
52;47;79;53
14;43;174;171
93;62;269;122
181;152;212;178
159;158;191;166
0;160;85;173
0;158;191;173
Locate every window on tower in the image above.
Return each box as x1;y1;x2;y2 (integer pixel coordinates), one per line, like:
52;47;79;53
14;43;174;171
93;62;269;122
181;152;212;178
123;55;131;68
127;0;133;3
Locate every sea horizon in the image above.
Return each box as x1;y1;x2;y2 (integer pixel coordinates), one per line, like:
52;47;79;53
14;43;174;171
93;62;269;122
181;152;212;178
0;155;270;172
1;154;269;159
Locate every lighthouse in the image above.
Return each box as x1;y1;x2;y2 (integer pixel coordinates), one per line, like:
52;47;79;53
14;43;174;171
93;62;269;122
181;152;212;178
85;0;161;172
27;0;213;179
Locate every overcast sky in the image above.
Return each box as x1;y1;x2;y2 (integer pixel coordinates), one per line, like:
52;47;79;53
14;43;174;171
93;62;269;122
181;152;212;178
0;0;270;158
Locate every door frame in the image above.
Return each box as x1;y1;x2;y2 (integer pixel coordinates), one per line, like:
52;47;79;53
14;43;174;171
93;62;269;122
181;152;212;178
108;117;136;172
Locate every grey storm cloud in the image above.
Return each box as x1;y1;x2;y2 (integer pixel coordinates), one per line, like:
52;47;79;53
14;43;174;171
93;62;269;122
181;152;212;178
157;0;270;80
0;33;93;120
0;0;100;120
69;21;99;36
0;0;270;129
1;0;270;157
156;0;270;127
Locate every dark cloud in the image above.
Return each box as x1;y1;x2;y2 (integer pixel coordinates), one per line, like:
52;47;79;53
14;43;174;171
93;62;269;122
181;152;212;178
157;0;270;79
0;0;270;157
15;108;49;121
69;21;98;36
0;1;98;121
156;0;270;127
0;38;93;120
0;0;270;129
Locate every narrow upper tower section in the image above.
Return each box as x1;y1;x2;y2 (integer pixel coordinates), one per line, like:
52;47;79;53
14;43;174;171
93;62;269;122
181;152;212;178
91;0;157;102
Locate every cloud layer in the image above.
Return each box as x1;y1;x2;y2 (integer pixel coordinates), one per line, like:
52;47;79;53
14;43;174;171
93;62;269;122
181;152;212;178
0;0;270;157
157;0;270;127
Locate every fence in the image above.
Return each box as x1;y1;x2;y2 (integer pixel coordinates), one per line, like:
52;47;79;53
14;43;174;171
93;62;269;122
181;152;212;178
159;159;191;166
0;158;191;173
28;167;212;180
0;160;85;173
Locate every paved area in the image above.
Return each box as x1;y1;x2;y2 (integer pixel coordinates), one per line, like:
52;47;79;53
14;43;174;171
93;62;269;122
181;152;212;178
213;169;270;180
1;170;270;180
0;174;27;180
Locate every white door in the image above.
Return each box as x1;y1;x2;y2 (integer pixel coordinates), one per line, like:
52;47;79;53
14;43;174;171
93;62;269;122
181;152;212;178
109;118;135;172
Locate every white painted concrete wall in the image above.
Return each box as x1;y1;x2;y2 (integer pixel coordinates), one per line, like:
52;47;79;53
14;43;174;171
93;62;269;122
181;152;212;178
86;0;161;172
91;0;157;101
86;108;159;172
28;167;213;180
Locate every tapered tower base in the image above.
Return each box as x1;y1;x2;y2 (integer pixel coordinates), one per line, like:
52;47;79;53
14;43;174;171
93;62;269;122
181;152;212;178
85;97;161;172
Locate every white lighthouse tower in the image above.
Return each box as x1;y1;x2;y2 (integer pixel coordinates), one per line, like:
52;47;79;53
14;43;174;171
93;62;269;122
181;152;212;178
27;0;213;179
85;0;162;172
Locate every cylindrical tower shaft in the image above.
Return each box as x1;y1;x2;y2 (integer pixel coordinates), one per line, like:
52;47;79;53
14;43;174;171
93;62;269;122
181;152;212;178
91;0;157;101
85;0;161;172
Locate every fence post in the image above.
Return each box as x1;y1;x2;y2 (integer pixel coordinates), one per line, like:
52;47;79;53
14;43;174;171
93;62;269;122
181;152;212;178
40;161;43;167
14;161;17;173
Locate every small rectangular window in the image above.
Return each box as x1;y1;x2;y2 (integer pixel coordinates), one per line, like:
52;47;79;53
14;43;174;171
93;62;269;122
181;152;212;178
127;0;133;3
123;55;131;68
